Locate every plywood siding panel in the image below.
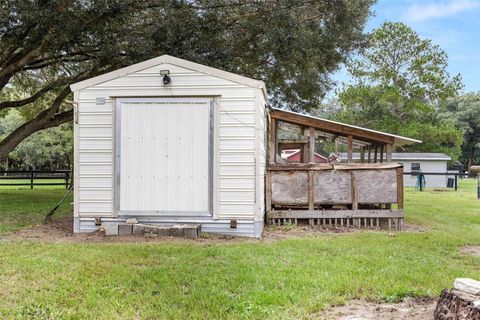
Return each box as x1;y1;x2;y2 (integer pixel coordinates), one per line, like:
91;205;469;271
356;170;397;203
271;171;308;204
313;171;352;204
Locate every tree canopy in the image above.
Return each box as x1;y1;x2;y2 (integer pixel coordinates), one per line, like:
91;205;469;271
0;0;375;161
439;93;480;167
333;22;463;162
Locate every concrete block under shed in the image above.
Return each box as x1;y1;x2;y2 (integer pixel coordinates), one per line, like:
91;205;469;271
132;224;145;236
183;224;201;239
118;224;133;236
156;226;171;237
103;223;118;236
170;225;185;238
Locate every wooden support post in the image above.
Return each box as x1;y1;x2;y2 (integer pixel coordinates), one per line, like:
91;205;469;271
374;145;378;163
268;117;277;164
308;170;314;210
347;135;353;163
367;145;371;163
351;171;358;210
386;144;392;163
396;166;404;209
309;127;315;163
380;144;384;163
266;170;272;214
360;146;365;163
302;145;309;163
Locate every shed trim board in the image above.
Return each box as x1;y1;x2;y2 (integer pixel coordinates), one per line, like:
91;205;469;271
70;55;268;99
114;97;214;217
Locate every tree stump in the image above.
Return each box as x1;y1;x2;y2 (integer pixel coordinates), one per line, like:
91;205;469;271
434;289;480;319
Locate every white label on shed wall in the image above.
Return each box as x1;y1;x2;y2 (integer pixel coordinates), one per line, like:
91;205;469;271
118;99;211;213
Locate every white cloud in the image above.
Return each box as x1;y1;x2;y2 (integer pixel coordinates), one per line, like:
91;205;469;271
405;0;480;22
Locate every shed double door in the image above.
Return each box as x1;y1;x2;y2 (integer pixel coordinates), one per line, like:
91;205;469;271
116;98;212;215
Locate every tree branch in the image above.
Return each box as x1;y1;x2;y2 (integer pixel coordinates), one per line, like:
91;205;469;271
0;88;72;161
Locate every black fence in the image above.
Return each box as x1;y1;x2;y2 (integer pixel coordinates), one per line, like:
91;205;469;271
0;169;72;189
404;172;477;191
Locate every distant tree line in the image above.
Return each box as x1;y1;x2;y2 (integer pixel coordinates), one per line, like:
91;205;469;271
324;22;477;166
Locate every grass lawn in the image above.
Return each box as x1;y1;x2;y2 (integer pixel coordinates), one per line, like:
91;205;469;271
0;181;480;319
0;186;72;234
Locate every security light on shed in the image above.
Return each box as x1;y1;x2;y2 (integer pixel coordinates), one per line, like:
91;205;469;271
160;70;171;85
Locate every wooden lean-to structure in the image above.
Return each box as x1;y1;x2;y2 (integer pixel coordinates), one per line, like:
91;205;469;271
266;108;421;230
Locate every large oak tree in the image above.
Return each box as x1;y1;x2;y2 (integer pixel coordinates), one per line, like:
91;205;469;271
334;22;463;161
0;0;375;161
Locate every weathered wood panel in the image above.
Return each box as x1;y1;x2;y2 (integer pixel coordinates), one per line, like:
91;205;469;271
313;170;352;204
356;169;397;203
271;171;308;204
267;209;404;219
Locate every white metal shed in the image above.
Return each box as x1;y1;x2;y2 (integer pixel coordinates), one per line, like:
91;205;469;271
70;55;268;237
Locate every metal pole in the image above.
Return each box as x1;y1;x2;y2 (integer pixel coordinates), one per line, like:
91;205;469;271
454;174;458;191
30;167;34;190
477;174;480;200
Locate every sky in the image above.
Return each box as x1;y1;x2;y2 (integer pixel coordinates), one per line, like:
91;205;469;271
332;0;480;94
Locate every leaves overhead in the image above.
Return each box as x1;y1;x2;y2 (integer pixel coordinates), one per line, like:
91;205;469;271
346;21;463;103
0;0;375;160
334;22;463;162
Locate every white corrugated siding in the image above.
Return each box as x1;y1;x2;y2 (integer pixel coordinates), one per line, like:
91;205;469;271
119;100;209;212
75;62;262;225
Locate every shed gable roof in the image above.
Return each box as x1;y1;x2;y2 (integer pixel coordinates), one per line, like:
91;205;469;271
70;55;267;94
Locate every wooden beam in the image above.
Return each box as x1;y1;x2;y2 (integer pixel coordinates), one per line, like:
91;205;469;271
367;145;371;163
309;127;315;163
308;170;314;210
267;209;404;219
351;171;358;210
268;117;277;164
267;162;401;171
360;146;365;163
266;170;272;211
271;110;395;145
374;145;378;163
396;166;404;209
380;144;384;163
347;135;353;163
386;144;392;163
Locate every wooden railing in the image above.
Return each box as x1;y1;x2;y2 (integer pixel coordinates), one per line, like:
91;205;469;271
266;163;404;230
0;169;72;189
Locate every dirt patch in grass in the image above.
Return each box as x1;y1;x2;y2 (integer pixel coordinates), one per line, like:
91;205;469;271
319;297;436;320
263;223;426;240
0;216;255;244
461;246;480;257
0;216;427;244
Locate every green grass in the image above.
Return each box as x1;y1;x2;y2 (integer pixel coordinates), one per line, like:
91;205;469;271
0;187;72;234
0;181;479;319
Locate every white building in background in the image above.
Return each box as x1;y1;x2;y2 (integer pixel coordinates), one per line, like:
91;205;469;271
345;152;452;188
392;153;452;188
